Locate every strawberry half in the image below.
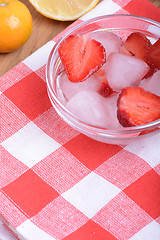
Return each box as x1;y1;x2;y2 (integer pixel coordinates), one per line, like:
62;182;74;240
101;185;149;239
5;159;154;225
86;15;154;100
96;68;114;97
58;34;106;82
148;38;160;70
121;32;151;63
117;87;160;127
98;82;114;98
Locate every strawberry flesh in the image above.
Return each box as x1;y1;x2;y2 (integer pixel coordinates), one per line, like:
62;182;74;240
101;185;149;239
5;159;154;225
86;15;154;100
121;32;151;63
144;64;156;79
117;87;160;127
96;68;114;97
58;34;106;82
98;81;114;97
148;38;160;70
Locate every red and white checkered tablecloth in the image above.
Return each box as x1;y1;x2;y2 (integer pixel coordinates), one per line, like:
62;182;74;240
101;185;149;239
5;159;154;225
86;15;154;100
1;0;160;239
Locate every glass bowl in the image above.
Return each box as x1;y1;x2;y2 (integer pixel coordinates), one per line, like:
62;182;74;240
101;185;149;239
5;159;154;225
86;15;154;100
46;14;160;145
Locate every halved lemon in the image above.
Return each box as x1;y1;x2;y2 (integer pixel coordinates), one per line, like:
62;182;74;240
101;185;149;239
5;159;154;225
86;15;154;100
29;0;99;21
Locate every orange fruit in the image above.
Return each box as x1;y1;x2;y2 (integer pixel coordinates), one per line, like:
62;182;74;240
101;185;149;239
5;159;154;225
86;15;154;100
0;0;33;53
29;0;99;21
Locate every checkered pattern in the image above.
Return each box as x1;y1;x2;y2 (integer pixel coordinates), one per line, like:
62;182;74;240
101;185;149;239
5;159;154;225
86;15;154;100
1;0;160;239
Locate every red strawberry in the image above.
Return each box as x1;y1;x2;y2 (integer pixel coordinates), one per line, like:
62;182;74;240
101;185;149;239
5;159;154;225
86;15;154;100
143;64;156;79
121;32;151;63
58;34;106;82
148;38;160;70
117;87;160;127
98;82;114;97
96;69;114;97
139;127;159;136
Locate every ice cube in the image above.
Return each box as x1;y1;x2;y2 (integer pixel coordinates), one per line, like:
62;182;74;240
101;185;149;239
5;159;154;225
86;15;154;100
89;31;123;59
66;91;110;127
58;71;101;101
103;94;122;128
105;53;150;91
138;70;160;96
138;76;152;91
66;91;121;128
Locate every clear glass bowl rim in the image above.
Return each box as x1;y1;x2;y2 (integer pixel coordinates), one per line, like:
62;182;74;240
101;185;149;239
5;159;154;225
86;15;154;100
46;14;160;135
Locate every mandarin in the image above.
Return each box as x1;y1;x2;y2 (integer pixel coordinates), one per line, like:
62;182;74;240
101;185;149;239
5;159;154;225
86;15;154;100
0;0;33;53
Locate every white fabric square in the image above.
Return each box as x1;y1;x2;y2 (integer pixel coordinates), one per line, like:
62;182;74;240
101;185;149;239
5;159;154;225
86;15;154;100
125;133;160;168
2;122;61;167
16;219;55;240
23;41;55;71
81;0;121;21
130;220;160;240
62;172;121;218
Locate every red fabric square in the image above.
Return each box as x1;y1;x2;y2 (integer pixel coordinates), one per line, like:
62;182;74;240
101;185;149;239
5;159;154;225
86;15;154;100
64;134;122;170
1;146;28;188
93;192;152;240
124;0;160;22
0;62;32;92
0;192;27;228
124;169;160;219
1;94;30;142
95;150;152;189
31;196;89;239
33;147;90;194
2;169;59;217
64;219;117;240
4;72;52;120
33;107;79;145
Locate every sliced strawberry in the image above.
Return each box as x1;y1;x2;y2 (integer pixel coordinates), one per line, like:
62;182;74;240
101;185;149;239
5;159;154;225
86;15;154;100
96;68;114;97
148;38;160;70
143;64;156;79
121;32;151;63
117;87;160;127
98;81;114;97
58;34;106;82
139;127;159;136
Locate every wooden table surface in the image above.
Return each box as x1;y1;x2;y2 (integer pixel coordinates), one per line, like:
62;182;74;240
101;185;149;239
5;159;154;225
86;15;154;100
0;0;159;77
